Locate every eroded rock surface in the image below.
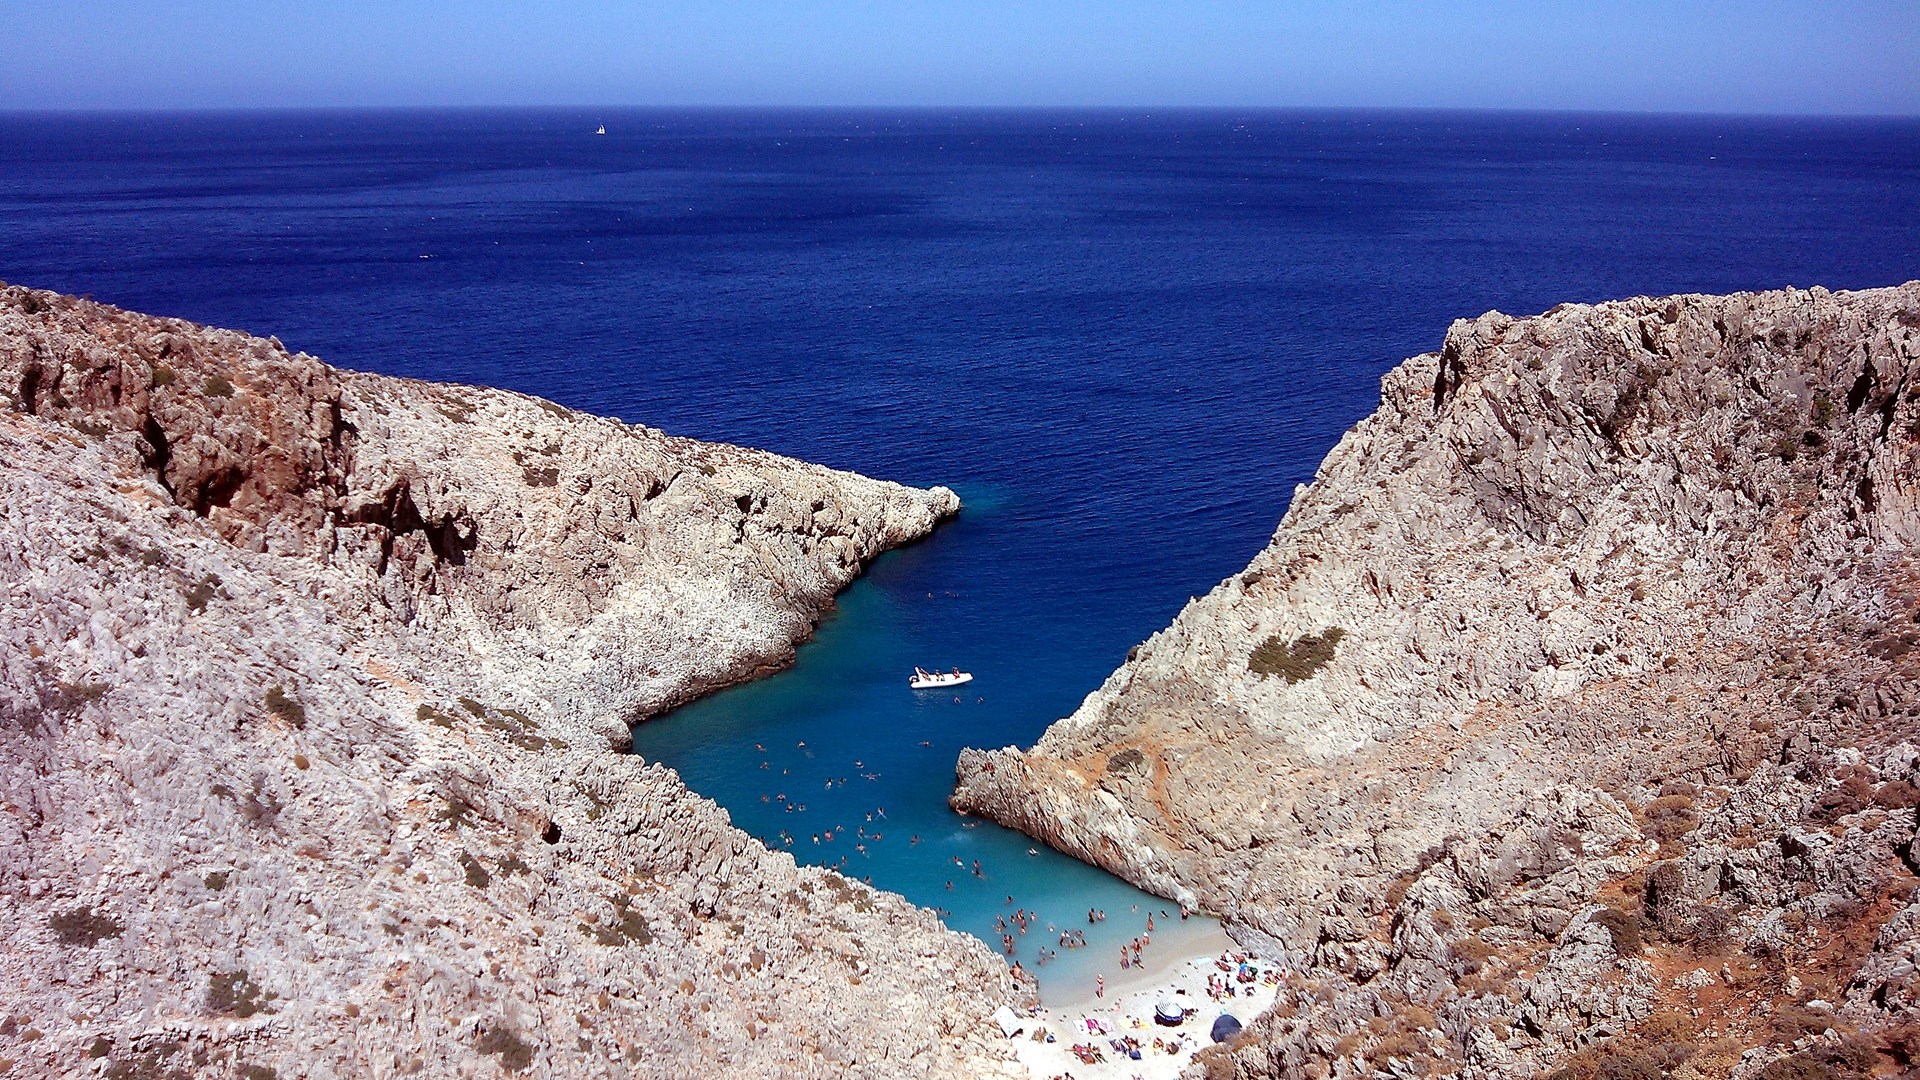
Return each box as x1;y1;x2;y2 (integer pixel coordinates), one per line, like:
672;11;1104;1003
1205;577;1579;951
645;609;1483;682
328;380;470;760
0;285;1026;1079
955;283;1920;1078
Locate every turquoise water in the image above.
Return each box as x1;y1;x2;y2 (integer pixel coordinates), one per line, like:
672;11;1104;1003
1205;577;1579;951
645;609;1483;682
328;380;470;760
9;107;1913;999
629;487;1227;1001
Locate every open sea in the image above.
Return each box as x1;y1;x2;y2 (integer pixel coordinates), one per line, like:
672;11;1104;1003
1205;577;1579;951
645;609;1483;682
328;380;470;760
3;108;1916;1000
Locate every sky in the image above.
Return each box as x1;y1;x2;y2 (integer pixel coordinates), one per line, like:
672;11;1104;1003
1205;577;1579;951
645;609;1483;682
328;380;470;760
3;1;1917;114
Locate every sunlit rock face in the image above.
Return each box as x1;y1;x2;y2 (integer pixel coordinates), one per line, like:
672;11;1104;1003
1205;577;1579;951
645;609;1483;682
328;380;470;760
0;285;1027;1080
956;282;1920;1079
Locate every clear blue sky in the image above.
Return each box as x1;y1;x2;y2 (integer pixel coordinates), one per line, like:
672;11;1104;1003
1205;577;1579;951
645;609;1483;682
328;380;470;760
5;1;1916;114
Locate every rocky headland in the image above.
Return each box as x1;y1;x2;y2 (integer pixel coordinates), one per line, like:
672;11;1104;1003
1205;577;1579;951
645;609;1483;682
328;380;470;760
0;284;1030;1079
955;282;1920;1078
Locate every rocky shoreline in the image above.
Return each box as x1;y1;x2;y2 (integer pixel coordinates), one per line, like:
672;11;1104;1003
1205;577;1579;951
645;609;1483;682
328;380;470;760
956;282;1920;1078
0;285;1029;1079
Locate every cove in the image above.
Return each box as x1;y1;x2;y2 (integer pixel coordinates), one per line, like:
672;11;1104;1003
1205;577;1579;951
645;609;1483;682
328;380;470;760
629;486;1231;1003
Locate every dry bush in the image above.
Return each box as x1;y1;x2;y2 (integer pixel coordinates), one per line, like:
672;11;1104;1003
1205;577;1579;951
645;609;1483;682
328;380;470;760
1639;794;1699;850
1448;936;1495;975
1249;628;1345;683
1592;906;1643;955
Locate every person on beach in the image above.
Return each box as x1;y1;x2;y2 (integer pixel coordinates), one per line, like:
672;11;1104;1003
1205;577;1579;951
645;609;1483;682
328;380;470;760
1096;974;1105;999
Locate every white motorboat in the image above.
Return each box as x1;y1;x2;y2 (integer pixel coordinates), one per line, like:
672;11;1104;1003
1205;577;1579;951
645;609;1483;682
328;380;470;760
910;668;973;690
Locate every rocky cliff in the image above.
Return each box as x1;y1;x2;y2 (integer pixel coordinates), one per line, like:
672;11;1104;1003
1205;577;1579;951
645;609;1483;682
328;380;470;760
954;282;1920;1079
0;285;1028;1079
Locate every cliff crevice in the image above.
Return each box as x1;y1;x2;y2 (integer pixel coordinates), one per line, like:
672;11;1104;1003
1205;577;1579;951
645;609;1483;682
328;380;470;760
0;284;1021;1080
955;281;1920;1079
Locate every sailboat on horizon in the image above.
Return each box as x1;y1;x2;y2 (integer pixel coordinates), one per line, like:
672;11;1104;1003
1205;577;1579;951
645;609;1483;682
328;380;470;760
595;122;606;136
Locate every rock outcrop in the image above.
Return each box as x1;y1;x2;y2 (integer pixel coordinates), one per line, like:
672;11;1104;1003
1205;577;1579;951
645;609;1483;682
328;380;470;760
0;285;1026;1079
954;283;1920;1078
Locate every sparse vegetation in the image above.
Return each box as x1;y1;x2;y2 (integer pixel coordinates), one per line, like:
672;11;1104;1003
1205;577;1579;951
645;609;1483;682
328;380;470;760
1106;747;1145;775
1637;791;1699;854
202;374;234;398
1592;905;1642;954
1447;935;1495;975
475;1024;534;1072
212;776;283;829
48;904;123;946
587;896;654;946
206;970;274;1018
1755;1036;1875;1080
437;794;476;827
263;685;305;729
49;680;108;712
436;394;475;424
1548;1026;1696;1080
149;365;177;388
184;574;222;613
459;851;491;889
1249;627;1345;683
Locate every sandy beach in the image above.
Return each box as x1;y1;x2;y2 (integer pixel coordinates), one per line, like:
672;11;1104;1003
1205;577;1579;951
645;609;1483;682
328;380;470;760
1000;941;1281;1080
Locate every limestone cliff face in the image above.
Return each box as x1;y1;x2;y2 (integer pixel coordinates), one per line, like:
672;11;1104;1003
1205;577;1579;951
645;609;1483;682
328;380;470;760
955;283;1920;1078
0;285;1024;1080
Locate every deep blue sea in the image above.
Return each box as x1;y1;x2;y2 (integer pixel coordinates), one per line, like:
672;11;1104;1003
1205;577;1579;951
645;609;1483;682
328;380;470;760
4;109;1916;1000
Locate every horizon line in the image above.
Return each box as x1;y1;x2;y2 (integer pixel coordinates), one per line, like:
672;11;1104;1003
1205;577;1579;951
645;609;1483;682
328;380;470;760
4;103;1919;122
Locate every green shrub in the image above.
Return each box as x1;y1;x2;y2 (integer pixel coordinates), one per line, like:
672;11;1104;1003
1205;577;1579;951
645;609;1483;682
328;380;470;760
202;374;234;398
1249;628;1345;683
150;365;177;388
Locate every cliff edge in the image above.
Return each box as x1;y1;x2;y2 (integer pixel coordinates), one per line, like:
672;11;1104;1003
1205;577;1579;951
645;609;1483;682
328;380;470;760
0;285;1026;1079
955;282;1920;1078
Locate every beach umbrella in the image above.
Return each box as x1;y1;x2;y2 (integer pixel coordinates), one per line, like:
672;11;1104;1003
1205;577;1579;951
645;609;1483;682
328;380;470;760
1210;1013;1243;1043
1154;1000;1183;1026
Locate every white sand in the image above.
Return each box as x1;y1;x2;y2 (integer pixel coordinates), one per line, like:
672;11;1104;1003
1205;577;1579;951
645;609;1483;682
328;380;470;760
1004;947;1280;1080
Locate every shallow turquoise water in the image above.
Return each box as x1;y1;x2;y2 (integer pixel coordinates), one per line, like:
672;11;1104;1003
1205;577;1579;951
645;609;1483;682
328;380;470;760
10;106;1911;1000
629;487;1229;1001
